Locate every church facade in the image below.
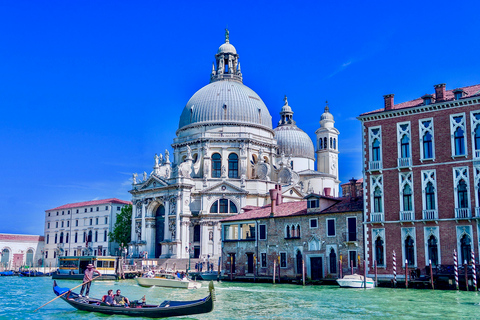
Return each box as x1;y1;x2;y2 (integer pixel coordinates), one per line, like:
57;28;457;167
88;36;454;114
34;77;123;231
129;32;341;261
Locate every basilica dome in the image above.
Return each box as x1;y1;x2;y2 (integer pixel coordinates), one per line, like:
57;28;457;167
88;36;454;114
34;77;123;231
178;80;272;131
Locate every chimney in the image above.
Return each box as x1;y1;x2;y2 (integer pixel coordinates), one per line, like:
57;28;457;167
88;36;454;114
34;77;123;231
383;94;394;111
324;187;331;197
349;177;357;199
276;185;283;205
269;188;278;216
434;83;446;102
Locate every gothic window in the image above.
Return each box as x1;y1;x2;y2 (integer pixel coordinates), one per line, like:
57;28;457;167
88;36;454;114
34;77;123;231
374;187;382;213
372;139;380;161
286;225;290;238
455;127;465;155
405;236;415;266
212;153;222;178
228;153;239;178
427;235;438;266
397;123;411;159
403;185;412;211
329;248;337;273
475;125;480;151
401;135;410;158
423;132;433;159
210;199;237;214
457;180;468;208
375;237;384;266
425;182;435;210
451;114;466;156
460;234;471;264
419;119;434;160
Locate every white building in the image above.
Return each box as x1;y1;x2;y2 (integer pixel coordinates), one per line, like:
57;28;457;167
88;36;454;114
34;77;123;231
0;234;44;270
129;31;340;261
44;198;131;267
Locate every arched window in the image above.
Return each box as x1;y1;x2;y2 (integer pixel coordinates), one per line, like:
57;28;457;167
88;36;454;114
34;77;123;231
55;233;58;244
405;236;415;266
65;233;69;243
95;230;98;242
329;248;337;273
460;234;471;264
46;234;49;244
74;232;78;243
457;180;468;208
88;230;93;243
374;187;382;213
401;134;410;158
375;237;384;266
333;138;336;150
286;225;290;238
427;235;438;266
330;137;333;149
297;225;301;238
425;182;436;210
324;137;327;149
319;139;323;150
212;153;222;178
26;249;34;266
372;139;381;161
403;185;412;211
1;249;10;267
228;153;239;178
455;127;465;155
210;199;237;214
59;232;64;244
475;125;480;151
423;132;433;159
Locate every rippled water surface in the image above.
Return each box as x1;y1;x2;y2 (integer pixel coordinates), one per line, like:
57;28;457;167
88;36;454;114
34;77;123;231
1;277;479;319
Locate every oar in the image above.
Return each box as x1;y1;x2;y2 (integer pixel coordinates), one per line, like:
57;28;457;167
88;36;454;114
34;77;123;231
34;275;101;312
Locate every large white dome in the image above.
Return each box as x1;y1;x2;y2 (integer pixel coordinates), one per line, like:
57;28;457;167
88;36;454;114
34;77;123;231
178;80;272;131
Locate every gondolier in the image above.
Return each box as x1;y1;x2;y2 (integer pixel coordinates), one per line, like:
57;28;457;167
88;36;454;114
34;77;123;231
79;263;101;298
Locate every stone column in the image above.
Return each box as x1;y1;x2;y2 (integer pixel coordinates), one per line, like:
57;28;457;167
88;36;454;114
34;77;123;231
213;222;221;258
131;201;137;244
181;220;190;259
141;202;146;242
201;221;209;257
164;200;170;240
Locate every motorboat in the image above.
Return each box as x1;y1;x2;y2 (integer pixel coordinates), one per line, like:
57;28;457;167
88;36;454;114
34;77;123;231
136;273;202;289
336;274;375;288
52;280;214;318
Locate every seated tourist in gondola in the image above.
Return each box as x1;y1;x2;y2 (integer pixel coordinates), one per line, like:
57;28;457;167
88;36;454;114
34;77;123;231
104;290;116;306
114;289;130;306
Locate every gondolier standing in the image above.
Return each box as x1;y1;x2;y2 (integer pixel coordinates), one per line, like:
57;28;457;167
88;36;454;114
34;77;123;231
79;263;101;298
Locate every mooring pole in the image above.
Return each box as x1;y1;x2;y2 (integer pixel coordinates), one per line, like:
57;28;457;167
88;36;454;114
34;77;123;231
405;260;408;289
273;259;276;284
374;260;378;287
429;260;434;290
363;260;367;289
302;259;305;286
465;260;469;291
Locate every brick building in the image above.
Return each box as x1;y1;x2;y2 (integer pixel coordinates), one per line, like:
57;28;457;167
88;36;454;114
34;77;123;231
220;181;363;281
358;83;480;280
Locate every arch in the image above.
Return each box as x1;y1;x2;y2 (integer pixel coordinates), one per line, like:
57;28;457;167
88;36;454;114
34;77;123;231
319;139;323;150
26;249;34;267
1;248;10;267
405;235;415;266
95;230;98;242
46;234;49;244
155;204;166;258
209;199;238;214
65;232;69;244
427;235;438;266
212;153;222;178
55;233;58;244
329;248;337;273
475;125;480;151
330;137;333;149
460;234;471;264
228;153;239;178
286;225;290;238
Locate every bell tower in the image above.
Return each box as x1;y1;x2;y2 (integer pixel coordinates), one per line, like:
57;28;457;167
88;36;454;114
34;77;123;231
315;102;339;179
210;29;242;83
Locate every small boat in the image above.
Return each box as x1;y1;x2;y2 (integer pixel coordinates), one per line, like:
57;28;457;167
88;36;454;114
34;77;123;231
52;280;214;318
197;271;219;281
0;271;15;276
336;274;375;288
52;255;118;280
136;273;201;289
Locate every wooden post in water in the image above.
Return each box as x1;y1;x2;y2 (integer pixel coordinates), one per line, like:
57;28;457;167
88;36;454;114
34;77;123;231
273;259;276;284
217;257;221;282
254;255;257;283
230;256;233;281
302;259;305;286
465;260;469;291
429;260;434;290
374;260;377;287
405;260;408;289
363;260;367;289
277;255;281;284
339;257;342;279
351;260;354;275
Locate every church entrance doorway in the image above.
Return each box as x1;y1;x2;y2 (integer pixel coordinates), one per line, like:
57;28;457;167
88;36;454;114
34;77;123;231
310;257;323;280
155;205;165;258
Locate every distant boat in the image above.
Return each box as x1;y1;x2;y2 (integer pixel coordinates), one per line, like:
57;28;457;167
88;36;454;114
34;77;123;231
0;271;15;276
197;271;218;281
53;280;214;318
136;273;202;289
52;256;118;280
336;274;375;288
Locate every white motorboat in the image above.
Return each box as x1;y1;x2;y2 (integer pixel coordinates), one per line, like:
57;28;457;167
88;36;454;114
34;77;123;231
135;273;202;289
336;274;375;288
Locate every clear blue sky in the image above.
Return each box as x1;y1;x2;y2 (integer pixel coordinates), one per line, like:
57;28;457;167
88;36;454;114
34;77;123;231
1;1;479;235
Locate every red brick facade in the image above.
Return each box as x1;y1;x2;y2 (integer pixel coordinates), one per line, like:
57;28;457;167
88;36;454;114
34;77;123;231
359;83;480;280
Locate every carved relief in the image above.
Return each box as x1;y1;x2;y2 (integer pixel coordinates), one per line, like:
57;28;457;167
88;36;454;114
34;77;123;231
169;197;176;214
135;221;142;239
169;219;176;238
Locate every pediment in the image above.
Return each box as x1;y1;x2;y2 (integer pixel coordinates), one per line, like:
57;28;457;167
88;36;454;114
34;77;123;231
282;186;304;198
199;180;248;195
139;175;169;190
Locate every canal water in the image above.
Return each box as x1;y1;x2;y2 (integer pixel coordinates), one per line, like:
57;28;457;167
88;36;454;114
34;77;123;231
1;276;479;319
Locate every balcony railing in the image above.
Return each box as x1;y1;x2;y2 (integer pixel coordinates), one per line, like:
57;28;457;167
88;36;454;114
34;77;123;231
475;150;480;159
475;207;480;218
422;209;438;220
369;161;382;171
370;212;384;222
400;211;414;221
455;207;472;219
397;157;412;168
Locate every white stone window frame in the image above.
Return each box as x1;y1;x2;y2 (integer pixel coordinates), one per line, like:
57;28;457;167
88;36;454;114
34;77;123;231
372;228;386;267
424;226;441;266
285;223;301;238
326;244;337;273
401;227;417;267
474;166;480;211
421;169;438;211
399;172;415;218
453;166;471;210
419;117;435;161
450;112;467;157
370;175;384;214
369;126;382;162
309;218;318;229
326;218;335;237
456;225;473;264
397;121;411;159
470;110;480;158
279;251;287;268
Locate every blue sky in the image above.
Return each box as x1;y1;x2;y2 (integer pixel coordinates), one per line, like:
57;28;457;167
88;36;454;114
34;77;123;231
1;0;479;235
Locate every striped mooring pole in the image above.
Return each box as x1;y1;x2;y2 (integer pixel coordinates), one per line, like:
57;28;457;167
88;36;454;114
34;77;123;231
393;250;397;287
472;250;477;291
454;249;459;290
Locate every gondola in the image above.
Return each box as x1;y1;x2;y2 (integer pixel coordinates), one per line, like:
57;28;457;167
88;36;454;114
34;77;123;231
52;280;215;318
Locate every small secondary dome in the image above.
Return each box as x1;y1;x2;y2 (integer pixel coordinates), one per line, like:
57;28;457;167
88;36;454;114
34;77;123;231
218;42;237;54
320;102;334;121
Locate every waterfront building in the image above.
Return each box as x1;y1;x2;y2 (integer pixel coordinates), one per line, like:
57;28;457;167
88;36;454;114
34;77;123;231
358;83;480;279
44;198;131;267
0;233;44;270
129;31;340;262
220;179;363;280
